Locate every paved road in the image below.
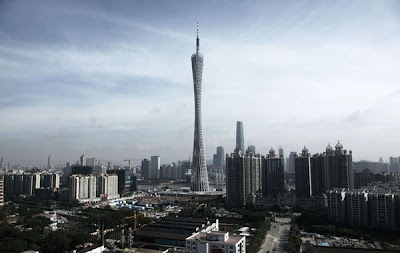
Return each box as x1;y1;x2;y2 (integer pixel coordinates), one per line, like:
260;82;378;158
259;217;291;253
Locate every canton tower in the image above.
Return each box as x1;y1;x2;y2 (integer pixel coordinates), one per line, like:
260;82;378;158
190;24;209;192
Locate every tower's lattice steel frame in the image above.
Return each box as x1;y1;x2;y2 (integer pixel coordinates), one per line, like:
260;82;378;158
190;25;210;191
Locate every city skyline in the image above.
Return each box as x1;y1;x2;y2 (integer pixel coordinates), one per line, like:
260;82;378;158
1;1;400;166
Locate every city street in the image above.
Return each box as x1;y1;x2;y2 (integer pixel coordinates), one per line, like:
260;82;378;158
259;217;291;253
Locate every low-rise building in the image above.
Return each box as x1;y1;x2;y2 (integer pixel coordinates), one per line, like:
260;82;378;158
135;217;219;247
185;231;245;253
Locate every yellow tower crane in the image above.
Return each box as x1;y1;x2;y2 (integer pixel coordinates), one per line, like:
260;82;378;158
124;209;138;232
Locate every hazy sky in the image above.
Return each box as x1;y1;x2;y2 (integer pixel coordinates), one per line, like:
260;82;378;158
1;1;400;166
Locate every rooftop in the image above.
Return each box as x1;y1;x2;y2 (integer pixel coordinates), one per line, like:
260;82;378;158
187;232;244;245
136;217;218;241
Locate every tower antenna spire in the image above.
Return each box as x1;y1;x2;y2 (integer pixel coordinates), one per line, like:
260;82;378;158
196;22;200;53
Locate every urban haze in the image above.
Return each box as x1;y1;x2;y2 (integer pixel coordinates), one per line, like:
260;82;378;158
1;1;400;253
0;1;400;166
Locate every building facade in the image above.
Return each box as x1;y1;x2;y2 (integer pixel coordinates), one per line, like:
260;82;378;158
107;168;136;196
295;147;312;198
226;147;261;207
369;192;396;229
3;173;41;196
311;154;326;195
327;189;347;224
279;147;285;172
236;121;244;152
213;146;225;168
185;231;246;253
141;159;151;180
150;156;160;179
97;174;119;199
287;152;297;173
328;187;400;230
325;142;354;190
262;148;285;197
41;173;60;189
0;176;3;206
345;190;369;227
248;145;256;155
70;174;97;202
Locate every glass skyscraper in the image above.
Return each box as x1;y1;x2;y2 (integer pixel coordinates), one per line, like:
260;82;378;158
236;121;244;152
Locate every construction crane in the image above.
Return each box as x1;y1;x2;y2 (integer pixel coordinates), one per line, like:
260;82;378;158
124;209;138;232
123;159;141;169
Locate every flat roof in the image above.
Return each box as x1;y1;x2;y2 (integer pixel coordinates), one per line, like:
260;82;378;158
136;217;218;240
187;232;244;245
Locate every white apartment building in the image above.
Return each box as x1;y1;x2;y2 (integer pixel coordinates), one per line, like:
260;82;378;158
70;174;97;202
185;231;245;253
97;174;119;199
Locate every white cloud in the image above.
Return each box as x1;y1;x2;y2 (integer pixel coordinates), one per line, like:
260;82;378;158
1;1;400;165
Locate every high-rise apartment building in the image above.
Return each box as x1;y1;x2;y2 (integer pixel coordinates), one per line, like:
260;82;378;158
369;192;396;229
47;156;51;170
328;187;400;230
278;147;285;171
0;156;3;172
97;174;119;200
226;147;261;207
262;148;285;197
244;148;261;200
345;190;369;227
141;159;151;180
295;147;312;198
389;157;399;173
212;146;225;168
328;189;347;224
160;163;180;180
295;143;352;199
4;172;59;196
295;148;327;198
287;152;297;173
86;157;98;167
40;173;60;189
236;121;244;152
249;145;256;155
150;156;160;179
190;25;209;192
71;165;105;175
80;154;86;166
0;176;4;206
325;142;354;190
107;168;137;196
70;174;97;201
310;154;326;195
